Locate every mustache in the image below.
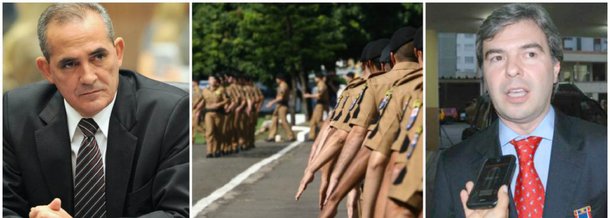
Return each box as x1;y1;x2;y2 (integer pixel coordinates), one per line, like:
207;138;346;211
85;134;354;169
76;84;104;96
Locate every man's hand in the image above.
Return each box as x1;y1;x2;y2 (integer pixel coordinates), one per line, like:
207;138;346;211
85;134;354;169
265;101;273;108
295;169;315;200
460;181;509;218
29;198;72;218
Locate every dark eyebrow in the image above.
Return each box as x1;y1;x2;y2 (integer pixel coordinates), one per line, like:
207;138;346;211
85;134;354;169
57;57;77;68
484;48;504;60
89;47;109;57
520;43;545;52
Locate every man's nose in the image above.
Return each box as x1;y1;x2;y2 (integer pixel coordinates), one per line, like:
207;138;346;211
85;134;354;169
505;57;523;78
80;63;98;84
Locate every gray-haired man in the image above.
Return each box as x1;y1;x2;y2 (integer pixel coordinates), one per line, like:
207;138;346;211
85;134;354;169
4;3;189;217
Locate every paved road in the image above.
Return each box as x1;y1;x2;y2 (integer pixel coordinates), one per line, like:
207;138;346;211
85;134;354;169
192;139;347;217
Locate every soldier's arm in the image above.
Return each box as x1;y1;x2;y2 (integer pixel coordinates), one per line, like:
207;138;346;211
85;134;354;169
194;96;206;112
327;87;376;189
209;98;228;110
266;89;284;108
295;127;349;200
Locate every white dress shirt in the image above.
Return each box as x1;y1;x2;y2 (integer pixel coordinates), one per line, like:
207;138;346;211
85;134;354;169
64;94;116;178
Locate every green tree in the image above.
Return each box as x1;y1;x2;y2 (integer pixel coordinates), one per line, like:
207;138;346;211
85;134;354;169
192;3;422;121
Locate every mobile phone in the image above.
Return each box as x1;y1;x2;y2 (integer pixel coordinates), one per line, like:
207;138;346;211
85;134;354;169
466;155;516;209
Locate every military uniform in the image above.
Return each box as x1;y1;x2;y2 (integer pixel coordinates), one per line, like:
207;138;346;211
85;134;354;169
268;81;296;141
223;82;238;153
350;62;421;141
309;80;330;140
329;77;366;133
387;73;423;211
362;65;422;152
201;85;227;157
192;84;204;141
248;83;264;148
235;83;248;148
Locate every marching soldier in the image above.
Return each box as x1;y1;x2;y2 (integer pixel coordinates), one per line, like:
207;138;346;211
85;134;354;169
304;73;330;141
220;73;234;155
320;27;421;217
266;74;296;142
246;76;264;149
192;80;204;143
377;27;424;218
197;74;228;158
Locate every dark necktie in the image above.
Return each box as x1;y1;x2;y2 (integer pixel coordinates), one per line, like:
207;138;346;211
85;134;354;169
511;136;544;218
74;118;107;217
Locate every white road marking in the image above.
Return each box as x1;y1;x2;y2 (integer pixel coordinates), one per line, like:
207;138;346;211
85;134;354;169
192;126;310;216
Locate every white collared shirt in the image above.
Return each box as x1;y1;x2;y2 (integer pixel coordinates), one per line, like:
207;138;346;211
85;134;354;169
64;93;116;178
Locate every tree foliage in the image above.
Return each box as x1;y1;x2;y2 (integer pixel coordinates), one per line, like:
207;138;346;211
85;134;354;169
192;3;422;82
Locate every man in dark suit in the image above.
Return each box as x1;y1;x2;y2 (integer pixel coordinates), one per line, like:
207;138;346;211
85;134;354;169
3;3;188;218
432;4;607;218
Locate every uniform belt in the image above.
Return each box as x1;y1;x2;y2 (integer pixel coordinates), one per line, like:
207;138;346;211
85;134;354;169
203;108;224;113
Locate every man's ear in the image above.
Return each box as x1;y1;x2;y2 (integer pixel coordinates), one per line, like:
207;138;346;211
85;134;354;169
553;60;560;83
114;37;125;67
390;51;396;66
36;56;54;84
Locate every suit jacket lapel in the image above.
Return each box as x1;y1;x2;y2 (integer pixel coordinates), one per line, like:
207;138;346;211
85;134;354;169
543;112;585;217
34;92;75;214
105;73;138;217
472;120;519;217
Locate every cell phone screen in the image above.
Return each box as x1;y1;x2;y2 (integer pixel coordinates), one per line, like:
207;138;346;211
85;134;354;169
467;155;516;209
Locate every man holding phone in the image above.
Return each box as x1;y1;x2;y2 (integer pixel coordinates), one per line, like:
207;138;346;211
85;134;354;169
432;4;607;218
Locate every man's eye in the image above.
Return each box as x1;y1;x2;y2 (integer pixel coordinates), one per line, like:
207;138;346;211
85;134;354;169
61;61;76;69
526;52;537;58
93;53;106;61
490;56;503;62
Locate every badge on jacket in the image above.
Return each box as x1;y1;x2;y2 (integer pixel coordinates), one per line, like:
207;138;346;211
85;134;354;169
378;90;393;115
574;206;592;218
349;87;365;111
406;100;421;130
406;126;422;159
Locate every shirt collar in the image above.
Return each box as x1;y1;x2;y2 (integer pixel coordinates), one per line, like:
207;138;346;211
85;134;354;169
392;61;420;71
65;92;117;141
499;106;555;147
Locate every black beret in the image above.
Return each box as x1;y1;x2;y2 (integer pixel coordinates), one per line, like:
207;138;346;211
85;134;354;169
389;26;417;52
380;44;391;63
346;72;355;78
414;27;423;50
366;38;390;62
360;41;373;61
276;74;287;81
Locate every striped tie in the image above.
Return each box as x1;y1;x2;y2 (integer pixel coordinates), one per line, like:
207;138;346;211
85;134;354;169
74;118;107;218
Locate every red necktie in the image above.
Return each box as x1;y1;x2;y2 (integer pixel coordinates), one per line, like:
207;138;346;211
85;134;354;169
511;136;544;218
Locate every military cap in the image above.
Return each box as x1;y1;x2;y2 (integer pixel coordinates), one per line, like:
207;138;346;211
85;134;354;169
414;27;423;50
346;72;355;79
314;72;325;78
367;38;390;62
388;26;417;52
380;44;391;63
360;41;373;62
276;73;287;81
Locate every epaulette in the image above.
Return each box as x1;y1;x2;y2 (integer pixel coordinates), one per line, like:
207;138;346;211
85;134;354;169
393;68;423;87
346;78;366;89
367;71;386;79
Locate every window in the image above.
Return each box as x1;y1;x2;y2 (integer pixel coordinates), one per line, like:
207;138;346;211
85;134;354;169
465;56;474;64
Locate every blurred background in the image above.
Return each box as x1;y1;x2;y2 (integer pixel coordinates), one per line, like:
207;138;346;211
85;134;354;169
3;3;190;92
192;3;422;119
425;2;607;212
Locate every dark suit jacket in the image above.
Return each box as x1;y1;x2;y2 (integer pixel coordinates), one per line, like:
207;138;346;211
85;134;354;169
431;111;607;218
3;70;189;217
